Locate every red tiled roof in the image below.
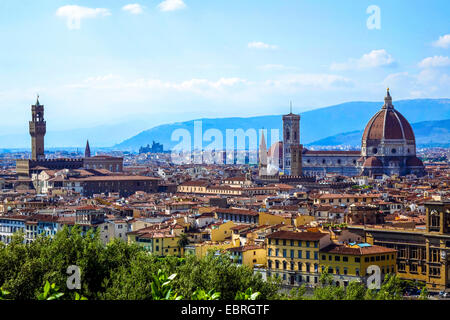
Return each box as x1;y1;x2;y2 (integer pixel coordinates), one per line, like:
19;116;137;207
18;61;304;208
320;243;397;255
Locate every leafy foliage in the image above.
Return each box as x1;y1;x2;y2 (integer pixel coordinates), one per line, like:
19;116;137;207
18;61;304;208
37;281;64;300
150;270;182;300
235;288;261;300
192;289;221;300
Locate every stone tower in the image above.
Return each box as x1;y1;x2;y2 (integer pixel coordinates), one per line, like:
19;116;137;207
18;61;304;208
85;140;91;158
29;96;46;161
282;102;302;175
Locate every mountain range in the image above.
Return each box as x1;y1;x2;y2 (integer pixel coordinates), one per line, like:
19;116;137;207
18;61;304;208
115;98;450;151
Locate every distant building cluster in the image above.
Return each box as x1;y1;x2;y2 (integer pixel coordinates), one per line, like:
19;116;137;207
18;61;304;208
139;141;164;154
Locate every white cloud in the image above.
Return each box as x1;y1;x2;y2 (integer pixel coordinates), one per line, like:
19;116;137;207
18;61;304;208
248;41;278;50
66;75;248;93
433;34;450;49
56;5;111;30
158;0;186;12
122;4;144;15
419;56;450;68
383;69;450;99
266;74;353;90
331;49;395;71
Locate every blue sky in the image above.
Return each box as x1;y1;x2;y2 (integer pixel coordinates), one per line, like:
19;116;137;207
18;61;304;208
0;0;449;137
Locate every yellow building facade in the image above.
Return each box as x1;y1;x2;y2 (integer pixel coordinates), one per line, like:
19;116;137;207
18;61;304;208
266;230;332;286
319;243;397;287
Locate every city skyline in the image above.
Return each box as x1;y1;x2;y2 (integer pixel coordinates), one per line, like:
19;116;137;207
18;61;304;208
0;0;449;138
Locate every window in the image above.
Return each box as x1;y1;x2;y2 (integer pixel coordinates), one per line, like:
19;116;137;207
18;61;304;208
283;249;287;258
335;256;340;261
290;240;294;246
306;251;310;259
276;249;279;257
268;248;272;257
343;267;348;275
370;257;375;262
329;255;332;261
322;255;326;260
328;267;333;274
298;241;302;247
343;256;348;262
314;252;318;260
355;257;360;263
290;250;294;259
306;241;310;247
355;268;360;276
283;240;286;246
275;260;280;269
298;250;302;258
430;249;440;262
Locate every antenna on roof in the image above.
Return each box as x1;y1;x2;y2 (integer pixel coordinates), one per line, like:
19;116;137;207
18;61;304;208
290;101;293;114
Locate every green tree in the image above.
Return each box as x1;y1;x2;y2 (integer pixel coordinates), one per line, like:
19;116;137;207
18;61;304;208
177;233;190;251
365;273;403;300
312;270;345;300
344;281;367;300
173;253;279;300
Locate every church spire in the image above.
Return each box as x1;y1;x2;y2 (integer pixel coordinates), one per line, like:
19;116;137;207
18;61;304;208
85;140;91;158
36;94;40;106
290;101;293;114
258;129;268;176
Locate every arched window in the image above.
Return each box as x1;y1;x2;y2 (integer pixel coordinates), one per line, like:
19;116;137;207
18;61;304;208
283;261;287;270
275;260;280;269
268;260;272;269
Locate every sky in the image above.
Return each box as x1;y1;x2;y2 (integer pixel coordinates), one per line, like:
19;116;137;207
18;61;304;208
0;0;449;138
